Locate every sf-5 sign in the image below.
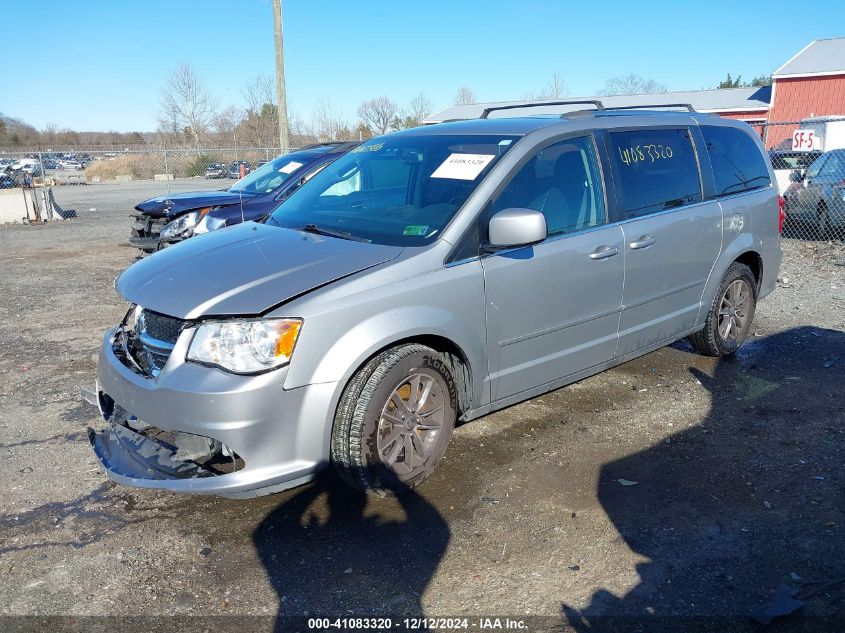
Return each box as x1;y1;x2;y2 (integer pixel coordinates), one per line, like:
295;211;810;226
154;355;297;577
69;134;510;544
792;129;819;151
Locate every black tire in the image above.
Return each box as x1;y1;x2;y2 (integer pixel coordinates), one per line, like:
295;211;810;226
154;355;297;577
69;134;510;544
816;203;830;240
331;344;457;494
689;262;757;357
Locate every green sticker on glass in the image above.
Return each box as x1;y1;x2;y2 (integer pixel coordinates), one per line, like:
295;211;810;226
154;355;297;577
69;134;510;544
403;225;429;236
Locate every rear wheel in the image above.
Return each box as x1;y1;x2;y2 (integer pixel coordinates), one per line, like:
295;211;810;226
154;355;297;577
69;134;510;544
331;344;457;493
689;262;757;357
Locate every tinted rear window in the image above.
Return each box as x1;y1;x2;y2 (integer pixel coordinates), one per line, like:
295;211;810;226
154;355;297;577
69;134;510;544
702;126;770;196
609;128;702;218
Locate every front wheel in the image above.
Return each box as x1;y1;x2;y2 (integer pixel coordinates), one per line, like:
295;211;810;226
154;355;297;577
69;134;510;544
689;262;757;357
331;344;457;493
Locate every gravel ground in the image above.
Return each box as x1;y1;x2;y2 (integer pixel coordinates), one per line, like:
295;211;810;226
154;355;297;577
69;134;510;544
0;220;842;632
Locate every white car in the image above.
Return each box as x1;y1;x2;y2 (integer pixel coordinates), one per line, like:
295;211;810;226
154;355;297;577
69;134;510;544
12;159;43;175
59;159;83;170
769;150;822;195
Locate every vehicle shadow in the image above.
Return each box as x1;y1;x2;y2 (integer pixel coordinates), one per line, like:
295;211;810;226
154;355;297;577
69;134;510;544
563;326;844;632
253;469;449;631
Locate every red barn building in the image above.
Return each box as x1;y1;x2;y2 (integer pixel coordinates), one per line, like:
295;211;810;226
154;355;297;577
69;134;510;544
765;38;845;147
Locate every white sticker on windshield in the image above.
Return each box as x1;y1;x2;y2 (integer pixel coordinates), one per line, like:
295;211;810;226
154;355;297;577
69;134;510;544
279;161;303;174
430;153;495;180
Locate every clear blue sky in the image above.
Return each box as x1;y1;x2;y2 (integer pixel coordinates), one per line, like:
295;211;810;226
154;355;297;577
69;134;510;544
2;0;844;132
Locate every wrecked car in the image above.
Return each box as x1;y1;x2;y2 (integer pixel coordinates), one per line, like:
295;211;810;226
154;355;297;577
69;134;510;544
129;142;357;254
88;103;782;498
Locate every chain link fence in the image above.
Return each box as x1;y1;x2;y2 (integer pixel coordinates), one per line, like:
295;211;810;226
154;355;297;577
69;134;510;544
757;119;845;243
0;147;295;224
2;123;845;244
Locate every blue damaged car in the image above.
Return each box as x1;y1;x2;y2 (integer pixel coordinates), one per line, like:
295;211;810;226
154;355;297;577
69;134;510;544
129;142;358;253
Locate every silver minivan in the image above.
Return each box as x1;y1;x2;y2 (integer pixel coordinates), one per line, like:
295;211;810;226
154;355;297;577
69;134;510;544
87;103;783;497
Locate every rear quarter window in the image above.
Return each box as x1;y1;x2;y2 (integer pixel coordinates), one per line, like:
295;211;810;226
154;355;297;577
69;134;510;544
609;128;702;219
702;126;771;197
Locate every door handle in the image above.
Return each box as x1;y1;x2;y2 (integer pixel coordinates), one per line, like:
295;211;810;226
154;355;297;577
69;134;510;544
589;246;619;260
629;236;655;250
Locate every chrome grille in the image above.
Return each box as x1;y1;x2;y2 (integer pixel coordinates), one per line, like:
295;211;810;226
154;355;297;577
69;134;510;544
116;307;188;378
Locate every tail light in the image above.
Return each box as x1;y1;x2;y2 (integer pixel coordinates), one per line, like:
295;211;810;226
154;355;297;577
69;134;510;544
778;195;785;233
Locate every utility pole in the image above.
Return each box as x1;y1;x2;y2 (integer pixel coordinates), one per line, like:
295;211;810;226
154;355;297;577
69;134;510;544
272;0;290;152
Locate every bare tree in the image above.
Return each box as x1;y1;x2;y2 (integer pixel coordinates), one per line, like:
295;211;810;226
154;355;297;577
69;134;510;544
243;76;277;116
288;111;315;146
453;86;476;105
159;64;216;149
242;75;279;146
357;96;399;135
312;97;348;141
212;106;244;145
42;123;59;145
546;72;568;98
399;92;433;128
523;72;570;100
597;74;668;96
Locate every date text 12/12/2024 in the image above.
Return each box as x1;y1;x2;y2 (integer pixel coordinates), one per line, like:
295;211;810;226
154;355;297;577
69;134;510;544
307;617;529;630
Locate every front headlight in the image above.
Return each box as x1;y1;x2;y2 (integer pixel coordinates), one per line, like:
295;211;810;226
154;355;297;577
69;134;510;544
160;208;212;240
193;210;227;235
186;318;302;374
160;211;199;239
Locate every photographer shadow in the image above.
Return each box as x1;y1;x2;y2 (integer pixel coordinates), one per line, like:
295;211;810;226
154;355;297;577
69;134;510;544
253;469;449;630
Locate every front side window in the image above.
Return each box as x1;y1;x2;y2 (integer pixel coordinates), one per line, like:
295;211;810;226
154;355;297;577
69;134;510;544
492;136;606;236
702;126;771;196
609;128;702;218
266;135;518;246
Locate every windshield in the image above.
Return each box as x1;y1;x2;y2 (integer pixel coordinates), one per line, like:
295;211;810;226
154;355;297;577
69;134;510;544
266;134;518;245
230;156;306;194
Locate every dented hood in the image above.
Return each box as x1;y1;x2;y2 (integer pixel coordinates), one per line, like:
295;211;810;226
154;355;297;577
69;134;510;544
116;222;403;319
134;190;256;218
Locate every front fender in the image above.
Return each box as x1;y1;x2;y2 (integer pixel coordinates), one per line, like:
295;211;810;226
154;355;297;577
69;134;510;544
282;261;489;409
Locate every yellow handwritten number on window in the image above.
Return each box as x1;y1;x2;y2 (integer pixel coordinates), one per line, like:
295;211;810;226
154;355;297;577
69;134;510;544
619;145;673;167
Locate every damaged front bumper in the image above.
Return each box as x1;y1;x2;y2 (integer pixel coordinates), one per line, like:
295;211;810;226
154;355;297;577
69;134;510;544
129;213;169;253
85;327;339;498
88;422;218;481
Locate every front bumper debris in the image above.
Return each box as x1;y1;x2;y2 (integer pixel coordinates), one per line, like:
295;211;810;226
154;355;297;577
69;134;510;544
88;422;215;481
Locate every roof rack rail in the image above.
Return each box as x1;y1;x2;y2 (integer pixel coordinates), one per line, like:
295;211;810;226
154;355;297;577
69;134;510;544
603;103;696;112
479;99;605;119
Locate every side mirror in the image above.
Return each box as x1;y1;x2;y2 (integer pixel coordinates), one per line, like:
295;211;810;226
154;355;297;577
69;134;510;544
789;169;804;182
487;208;547;248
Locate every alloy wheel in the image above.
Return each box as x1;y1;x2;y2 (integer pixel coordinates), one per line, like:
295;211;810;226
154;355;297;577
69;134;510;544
717;279;751;344
376;372;445;475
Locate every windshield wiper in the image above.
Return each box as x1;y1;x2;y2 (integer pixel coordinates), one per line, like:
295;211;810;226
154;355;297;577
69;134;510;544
299;223;371;243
